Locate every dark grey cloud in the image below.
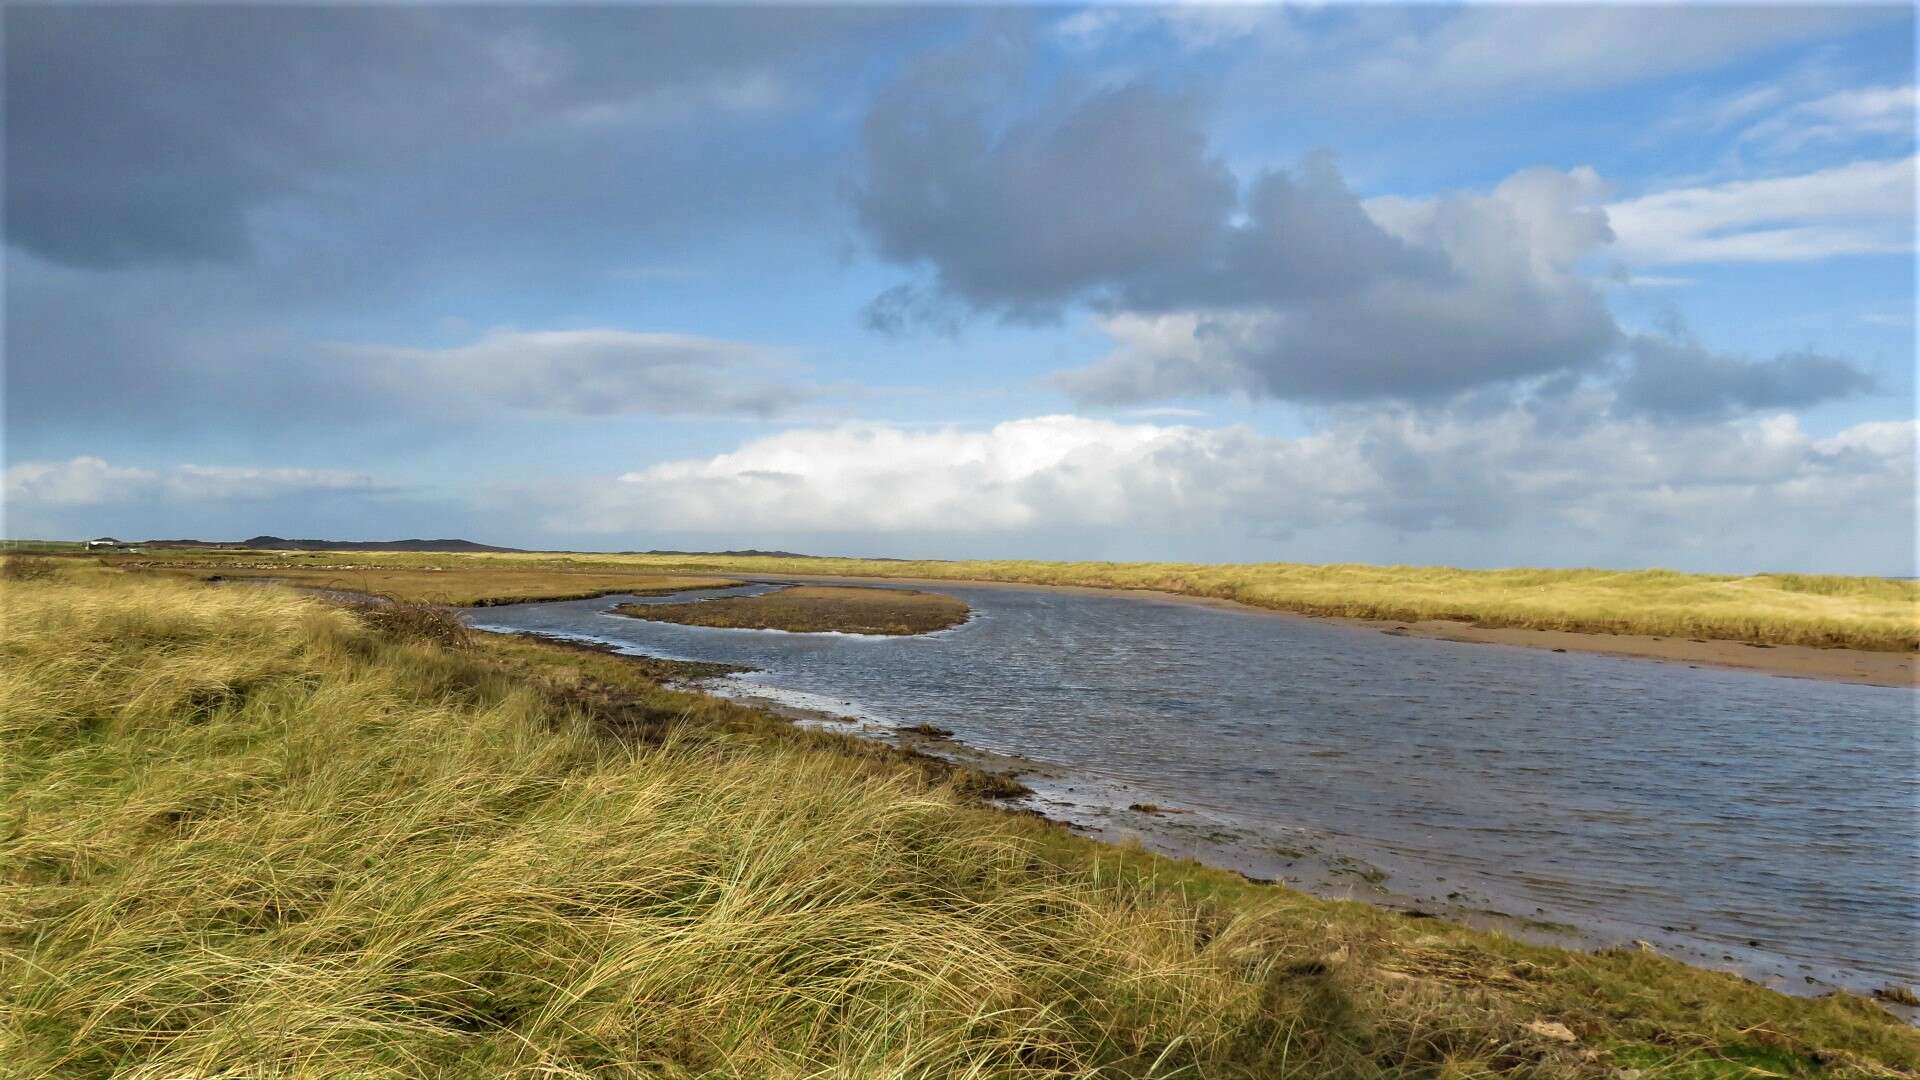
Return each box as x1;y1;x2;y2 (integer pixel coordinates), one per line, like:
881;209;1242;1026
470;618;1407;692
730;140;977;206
3;5;923;464
856;81;1237;321
861;283;967;337
5;5;905;268
856;68;1625;402
853;61;1884;413
1616;335;1877;418
7;7;465;266
855;74;1456;321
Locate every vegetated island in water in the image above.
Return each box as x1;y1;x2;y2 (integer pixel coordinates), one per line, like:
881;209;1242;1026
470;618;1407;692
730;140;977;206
615;584;970;635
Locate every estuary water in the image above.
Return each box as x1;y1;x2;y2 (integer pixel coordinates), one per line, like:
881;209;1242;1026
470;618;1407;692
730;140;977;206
467;580;1918;994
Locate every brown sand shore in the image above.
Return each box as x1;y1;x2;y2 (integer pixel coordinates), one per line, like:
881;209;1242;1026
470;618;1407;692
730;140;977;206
1368;619;1915;688
737;572;1916;689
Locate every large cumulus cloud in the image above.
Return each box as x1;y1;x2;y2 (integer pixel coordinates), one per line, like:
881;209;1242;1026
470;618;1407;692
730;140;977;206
528;405;1915;572
854;71;1881;411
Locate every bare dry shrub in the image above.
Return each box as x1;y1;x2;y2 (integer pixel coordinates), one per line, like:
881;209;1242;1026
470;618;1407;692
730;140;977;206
1;555;59;581
347;599;472;649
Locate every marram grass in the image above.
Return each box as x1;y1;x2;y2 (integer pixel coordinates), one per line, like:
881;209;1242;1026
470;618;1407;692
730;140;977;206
3;572;1916;1078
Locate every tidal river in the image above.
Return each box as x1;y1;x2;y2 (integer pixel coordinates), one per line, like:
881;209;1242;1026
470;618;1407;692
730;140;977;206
467;580;1917;995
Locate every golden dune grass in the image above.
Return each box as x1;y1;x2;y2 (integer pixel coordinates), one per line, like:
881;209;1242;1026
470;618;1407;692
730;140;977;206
4;572;1914;1077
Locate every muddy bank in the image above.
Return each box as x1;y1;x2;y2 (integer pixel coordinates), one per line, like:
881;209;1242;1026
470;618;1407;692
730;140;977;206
1369;619;1915;688
160;563;744;607
614;584;970;635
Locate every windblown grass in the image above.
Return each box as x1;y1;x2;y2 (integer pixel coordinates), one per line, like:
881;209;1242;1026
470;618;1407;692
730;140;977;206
616;584;970;635
4;571;1915;1077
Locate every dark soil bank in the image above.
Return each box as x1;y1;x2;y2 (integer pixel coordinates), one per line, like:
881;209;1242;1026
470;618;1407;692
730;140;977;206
615;584;969;635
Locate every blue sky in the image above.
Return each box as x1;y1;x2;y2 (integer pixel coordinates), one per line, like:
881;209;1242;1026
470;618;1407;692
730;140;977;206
4;4;1914;573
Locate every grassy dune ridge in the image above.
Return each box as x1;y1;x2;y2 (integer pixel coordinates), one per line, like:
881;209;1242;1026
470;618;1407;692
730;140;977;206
97;548;1919;651
3;568;1917;1076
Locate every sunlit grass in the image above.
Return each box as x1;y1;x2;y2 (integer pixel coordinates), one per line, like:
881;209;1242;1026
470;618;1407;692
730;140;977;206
4;570;1915;1076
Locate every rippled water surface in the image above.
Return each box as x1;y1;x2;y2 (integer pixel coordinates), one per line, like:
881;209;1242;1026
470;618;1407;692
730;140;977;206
469;581;1918;992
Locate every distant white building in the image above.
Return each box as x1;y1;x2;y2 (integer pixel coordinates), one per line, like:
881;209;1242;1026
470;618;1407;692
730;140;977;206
85;537;125;549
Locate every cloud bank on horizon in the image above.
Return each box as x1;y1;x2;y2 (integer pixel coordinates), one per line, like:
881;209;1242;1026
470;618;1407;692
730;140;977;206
4;5;1914;573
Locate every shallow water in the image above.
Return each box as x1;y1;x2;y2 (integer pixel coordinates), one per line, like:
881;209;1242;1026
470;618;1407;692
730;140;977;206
468;581;1918;994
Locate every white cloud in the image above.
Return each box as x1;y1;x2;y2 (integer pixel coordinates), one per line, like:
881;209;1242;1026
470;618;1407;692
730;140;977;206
590;415;1347;533
1123;406;1210;420
1737;84;1916;155
337;328;809;417
540;409;1916;568
1606;157;1916;264
1056;5;1270;51
1058;4;1886;107
3;456;374;507
1329;6;1883;105
1608;274;1695;289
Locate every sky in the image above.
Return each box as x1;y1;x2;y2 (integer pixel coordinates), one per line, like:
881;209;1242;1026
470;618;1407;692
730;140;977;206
4;3;1915;574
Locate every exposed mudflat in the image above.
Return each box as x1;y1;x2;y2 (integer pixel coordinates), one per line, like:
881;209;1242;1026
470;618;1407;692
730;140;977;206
1370;619;1915;688
613;584;969;635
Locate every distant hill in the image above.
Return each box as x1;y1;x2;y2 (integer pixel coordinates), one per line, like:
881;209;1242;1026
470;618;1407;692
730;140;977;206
134;538;849;558
132;538;895;559
146;536;524;553
624;549;823;559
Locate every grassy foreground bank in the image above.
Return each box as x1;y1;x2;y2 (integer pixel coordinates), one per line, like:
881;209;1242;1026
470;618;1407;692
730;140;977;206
3;569;1916;1077
98;548;1920;651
